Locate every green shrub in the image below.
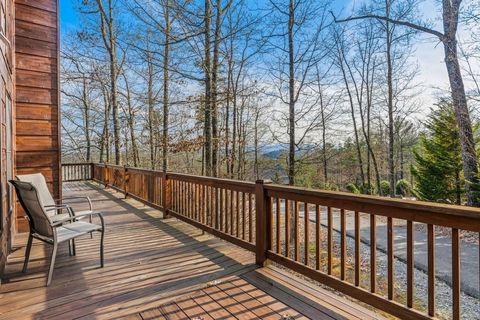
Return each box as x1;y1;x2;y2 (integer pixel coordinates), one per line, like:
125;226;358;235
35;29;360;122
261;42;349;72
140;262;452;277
396;179;412;197
346;183;360;194
380;180;391;196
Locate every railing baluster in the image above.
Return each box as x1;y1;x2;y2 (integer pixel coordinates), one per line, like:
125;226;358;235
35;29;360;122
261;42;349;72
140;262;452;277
220;188;224;232
276;198;281;254
210;186;215;227
208;185;211;224
214;187;219;229
294;201;299;262
269;197;274;249
370;214;376;293
285;200;291;258
355;211;360;286
341;209;346;281
236;191;240;237
388;217;394;300
173;180;177;212
327;207;332;275
304;202;309;266
183;181;187;215
190;182;194;219
316;205;321;271
428;224;435;317
196;183;200;221
201;184;205;224
231;190;235;235
452;228;460;320
249;193;253;242
242;192;246;240
407;220;414;308
179;180;183;215
187;182;190;218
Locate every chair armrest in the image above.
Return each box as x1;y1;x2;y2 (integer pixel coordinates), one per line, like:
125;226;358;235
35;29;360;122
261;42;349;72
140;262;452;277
57;196;93;212
51;211;104;227
45;205;72;213
45;204;70;209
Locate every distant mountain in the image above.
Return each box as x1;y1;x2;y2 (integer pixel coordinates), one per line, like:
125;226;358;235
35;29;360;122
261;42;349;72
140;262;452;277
259;144;288;159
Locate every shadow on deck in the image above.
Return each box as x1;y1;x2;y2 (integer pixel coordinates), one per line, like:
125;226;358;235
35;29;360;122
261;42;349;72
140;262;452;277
0;182;385;320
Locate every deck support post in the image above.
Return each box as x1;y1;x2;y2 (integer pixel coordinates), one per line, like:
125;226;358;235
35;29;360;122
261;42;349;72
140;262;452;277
90;163;94;180
162;171;171;219
124;166;129;198
255;179;272;266
104;164;108;188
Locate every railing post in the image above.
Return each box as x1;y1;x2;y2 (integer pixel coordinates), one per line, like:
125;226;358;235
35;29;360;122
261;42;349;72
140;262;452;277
104;164;108;188
255;179;272;266
124;165;128;198
90;163;94;180
162;170;171;219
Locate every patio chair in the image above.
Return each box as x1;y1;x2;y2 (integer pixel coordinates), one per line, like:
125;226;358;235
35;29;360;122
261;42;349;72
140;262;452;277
9;179;105;286
16;173;94;224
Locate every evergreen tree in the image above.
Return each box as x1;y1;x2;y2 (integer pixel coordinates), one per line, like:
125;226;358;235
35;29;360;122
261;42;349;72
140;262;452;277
411;102;464;204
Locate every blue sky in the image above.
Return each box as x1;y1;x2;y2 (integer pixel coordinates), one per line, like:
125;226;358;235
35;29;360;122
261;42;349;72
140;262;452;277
60;0;78;35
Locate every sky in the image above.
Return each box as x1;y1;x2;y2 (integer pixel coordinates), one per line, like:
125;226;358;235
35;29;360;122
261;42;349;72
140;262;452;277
59;0;456;113
60;0;78;33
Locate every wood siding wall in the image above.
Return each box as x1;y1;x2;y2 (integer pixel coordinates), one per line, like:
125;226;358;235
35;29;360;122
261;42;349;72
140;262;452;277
0;0;14;276
14;0;60;232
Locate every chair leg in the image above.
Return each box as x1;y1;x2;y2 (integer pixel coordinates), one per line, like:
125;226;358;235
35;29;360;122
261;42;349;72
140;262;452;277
47;243;58;286
22;234;33;273
90;215;93;239
72;239;76;256
100;229;105;268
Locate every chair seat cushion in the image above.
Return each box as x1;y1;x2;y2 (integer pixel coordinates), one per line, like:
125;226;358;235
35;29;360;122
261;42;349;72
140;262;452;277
57;221;102;242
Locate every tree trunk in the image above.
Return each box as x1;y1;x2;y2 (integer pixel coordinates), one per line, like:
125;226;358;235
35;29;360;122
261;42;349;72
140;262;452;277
225;53;233;176
99;84;110;163
82;78;91;162
385;1;395;197
288;0;295;186
147;53;156;170
204;0;212;176
443;37;480;206
163;0;171;172
320;98;328;188
211;0;222;177
337;46;366;188
123;74;139;167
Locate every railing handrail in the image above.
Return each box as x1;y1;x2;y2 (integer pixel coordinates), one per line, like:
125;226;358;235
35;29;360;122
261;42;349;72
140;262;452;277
265;184;480;232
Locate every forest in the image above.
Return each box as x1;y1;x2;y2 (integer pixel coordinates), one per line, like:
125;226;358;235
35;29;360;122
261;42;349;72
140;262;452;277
61;0;480;206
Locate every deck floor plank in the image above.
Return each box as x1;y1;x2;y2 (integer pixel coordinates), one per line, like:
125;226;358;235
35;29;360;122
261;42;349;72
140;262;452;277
0;182;385;320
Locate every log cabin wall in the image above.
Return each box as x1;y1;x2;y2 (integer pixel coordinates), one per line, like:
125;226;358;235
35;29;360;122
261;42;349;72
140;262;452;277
14;0;60;233
0;0;14;276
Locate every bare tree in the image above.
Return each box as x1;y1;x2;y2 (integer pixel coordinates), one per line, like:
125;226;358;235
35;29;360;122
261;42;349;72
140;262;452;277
267;0;331;186
334;0;480;205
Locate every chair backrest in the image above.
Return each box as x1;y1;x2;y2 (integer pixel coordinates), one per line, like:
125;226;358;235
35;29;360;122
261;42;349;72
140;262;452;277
16;173;56;210
9;180;53;238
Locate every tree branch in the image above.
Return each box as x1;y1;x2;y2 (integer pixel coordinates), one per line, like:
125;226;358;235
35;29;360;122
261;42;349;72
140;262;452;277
330;11;445;40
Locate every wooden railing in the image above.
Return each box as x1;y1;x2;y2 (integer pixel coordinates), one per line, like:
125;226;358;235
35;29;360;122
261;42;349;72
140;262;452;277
62;163;94;182
63;163;480;320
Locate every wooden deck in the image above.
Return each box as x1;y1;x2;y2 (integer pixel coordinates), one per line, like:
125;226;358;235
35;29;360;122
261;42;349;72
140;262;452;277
0;182;385;320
